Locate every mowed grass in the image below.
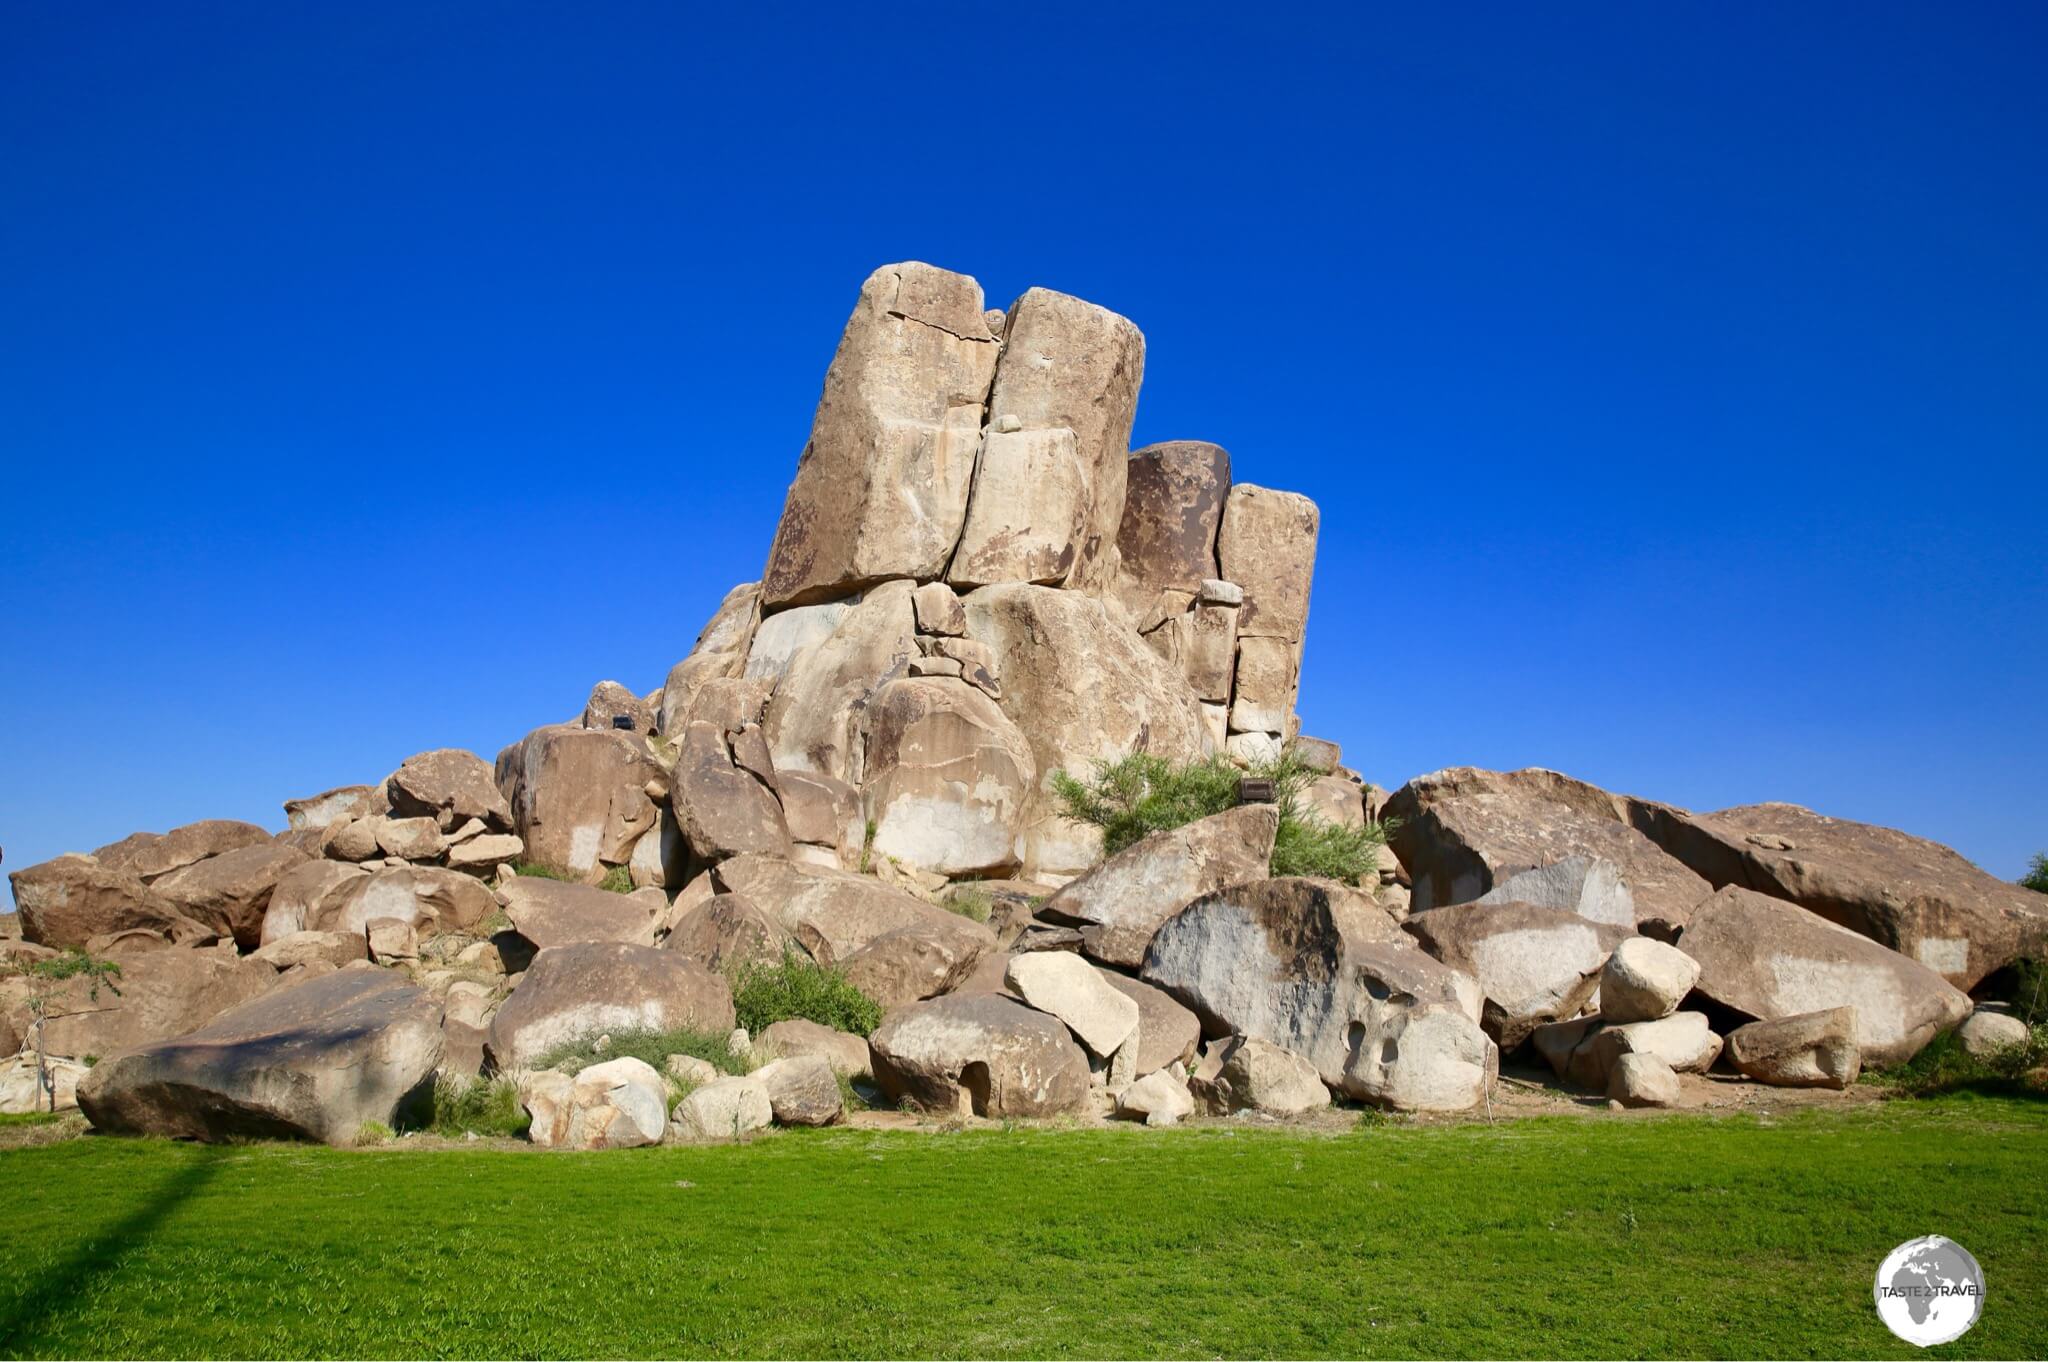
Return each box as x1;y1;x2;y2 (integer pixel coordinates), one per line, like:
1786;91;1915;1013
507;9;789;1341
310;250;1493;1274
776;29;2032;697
2;1099;2044;1359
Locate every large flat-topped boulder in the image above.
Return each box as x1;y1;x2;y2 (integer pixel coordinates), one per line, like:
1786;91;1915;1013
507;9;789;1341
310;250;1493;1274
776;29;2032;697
485;942;734;1070
974;287;1145;599
1679;885;1971;1067
501;876;657;950
1385;767;1713;935
319;866;494;938
863;678;1034;876
7;854;214;950
495;723;663;881
962;584;1206;877
869;993;1092;1118
761;263;1001;609
93;819;272;881
77;969;443;1145
1037;803;1279;967
1112;441;1232;621
153;841;312;949
1141;877;1494;1111
1631;800;2048;990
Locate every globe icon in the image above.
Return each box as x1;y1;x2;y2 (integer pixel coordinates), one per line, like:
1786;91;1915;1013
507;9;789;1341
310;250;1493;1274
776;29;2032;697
1874;1236;1985;1347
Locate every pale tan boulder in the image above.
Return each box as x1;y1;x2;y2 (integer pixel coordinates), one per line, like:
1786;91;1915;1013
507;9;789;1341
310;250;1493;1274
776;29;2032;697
1384;768;1713;934
664;1053;719;1086
761;263;1001;608
910;582;966;636
154;841;312;949
496;724;664;881
1533;1011;1722;1089
670;1074;774;1142
522;1057;667;1150
384;749;513;832
775;770;863;866
1038;804;1279;968
0;1053;88;1114
366;916;419;963
1111;441;1231;623
485;942;734;1070
754;1054;843;1126
373;816;446;863
758;1018;871;1078
1608;1052;1681;1108
669;720;791;866
764;580;918;788
320;866;494;939
1184;602;1238;703
948;427;1090;588
328;817;384;862
1301;775;1365;831
1100;970;1201;1075
283;786;377;831
1217;483;1318;644
978;286;1145;599
501;877;657;951
447;833;524;871
869;993;1092;1118
1404;901;1628;1049
1957;1009;2030;1057
711;853;994;970
1682;885;1971;1067
1599;937;1701;1023
94;820;273;882
1004;952;1140;1059
1473;854;1638;930
7;854;213;950
746;598;856;682
1114;1067;1196;1126
1724;1007;1861;1088
580;681;654;736
1228;636;1299;736
1193;1035;1329;1116
1225;731;1282;765
864;677;1034;876
77;970;443;1145
251;929;367;970
662;892;792;972
1143;877;1493;1111
961;583;1207;877
658;582;762;736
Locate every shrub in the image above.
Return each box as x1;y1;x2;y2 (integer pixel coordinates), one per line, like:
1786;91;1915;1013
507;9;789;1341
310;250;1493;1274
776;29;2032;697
423;1076;531;1139
355;1121;394;1146
1873;1026;2047;1099
1051;746;1392;886
2023;852;2048;895
534;1026;749;1079
730;947;884;1037
942;889;992;924
5;949;123;999
597;865;636;894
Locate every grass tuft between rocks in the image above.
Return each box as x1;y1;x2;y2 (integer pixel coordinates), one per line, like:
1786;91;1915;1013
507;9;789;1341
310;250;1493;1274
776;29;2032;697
729;947;884;1037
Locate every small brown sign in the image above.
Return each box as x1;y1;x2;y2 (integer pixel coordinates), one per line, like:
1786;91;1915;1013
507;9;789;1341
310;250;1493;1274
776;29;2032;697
1237;778;1276;805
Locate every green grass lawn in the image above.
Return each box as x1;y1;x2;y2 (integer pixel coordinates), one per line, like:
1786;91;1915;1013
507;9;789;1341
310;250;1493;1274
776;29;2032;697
2;1098;2043;1359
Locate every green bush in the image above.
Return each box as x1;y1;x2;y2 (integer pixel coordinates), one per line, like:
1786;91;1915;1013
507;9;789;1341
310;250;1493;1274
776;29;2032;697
533;1026;750;1079
1872;1026;2047;1099
942;889;992;924
423;1076;531;1139
730;947;884;1037
1051;746;1392;886
2023;852;2048;895
597;865;636;894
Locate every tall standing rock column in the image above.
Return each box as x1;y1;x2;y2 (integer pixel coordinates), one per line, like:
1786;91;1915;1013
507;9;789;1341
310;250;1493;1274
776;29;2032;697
761;263;1001;610
1217;484;1319;750
950;288;1144;595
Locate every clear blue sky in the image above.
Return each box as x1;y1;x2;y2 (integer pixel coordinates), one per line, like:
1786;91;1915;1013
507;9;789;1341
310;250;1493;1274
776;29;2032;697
4;2;2043;891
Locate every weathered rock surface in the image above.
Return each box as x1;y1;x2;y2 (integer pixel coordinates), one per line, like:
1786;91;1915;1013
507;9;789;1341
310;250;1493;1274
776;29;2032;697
758;1018;870;1078
1114;1067;1195;1126
251;929;367;970
1724;1007;1861;1089
869;993;1092;1117
1608;1052;1680;1108
1404;901;1628;1050
258;861;370;943
1004;952;1140;1059
754;1054;843;1126
775;770;862;867
77;970;443;1145
1112;441;1231;622
838;925;988;1010
497;724;663;881
1100;971;1201;1075
1955;1009;2030;1058
1533;1011;1722;1089
10;946;276;1061
962;584;1205;876
671;1074;774;1142
659;583;763;736
763;580;917;788
1680;885;1970;1067
94;820;272;881
711;854;993;969
1635;801;2048;990
284;786;377;831
1192;1035;1329;1116
501;877;656;951
1473;855;1637;929
8;854;212;950
761;263;1000;608
1142;877;1494;1111
1038;804;1279;967
670;720;791;866
320;866;494;938
1385;769;1712;934
581;681;655;736
522;1057;667;1150
1217;484;1318;645
485;942;734;1070
385;749;513;832
1599;937;1701;1023
863;677;1034;876
149;842;310;949
0;1053;89;1114
661;892;792;972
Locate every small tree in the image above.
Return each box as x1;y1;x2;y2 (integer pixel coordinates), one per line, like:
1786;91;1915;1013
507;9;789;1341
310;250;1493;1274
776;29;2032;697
2022;853;2048;895
19;951;123;1114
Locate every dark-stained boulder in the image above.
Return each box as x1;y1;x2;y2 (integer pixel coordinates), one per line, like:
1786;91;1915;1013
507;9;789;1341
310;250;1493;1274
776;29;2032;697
1111;440;1231;622
7;854;213;950
77;969;444;1145
869;993;1092;1117
485;942;735;1070
1100;970;1201;1075
661;892;792;972
1633;801;2048;991
496;723;664;881
839;925;989;1010
1680;885;1970;1067
670;720;791;866
1404;901;1628;1049
1039;804;1279;967
1217;483;1317;646
1384;768;1713;935
500;876;657;951
8;945;277;1061
1141;877;1494;1111
257;861;369;944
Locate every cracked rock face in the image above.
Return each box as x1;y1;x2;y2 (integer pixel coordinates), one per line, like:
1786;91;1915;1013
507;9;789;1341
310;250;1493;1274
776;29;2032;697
1405;900;1628;1050
1141;877;1497;1112
863;677;1034;877
869;992;1091;1118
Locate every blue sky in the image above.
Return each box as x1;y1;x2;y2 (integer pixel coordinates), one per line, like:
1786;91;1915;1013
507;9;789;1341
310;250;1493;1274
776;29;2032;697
3;2;2043;889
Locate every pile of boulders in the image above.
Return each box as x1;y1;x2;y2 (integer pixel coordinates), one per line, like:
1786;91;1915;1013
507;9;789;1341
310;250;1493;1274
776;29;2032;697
6;261;2041;1139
